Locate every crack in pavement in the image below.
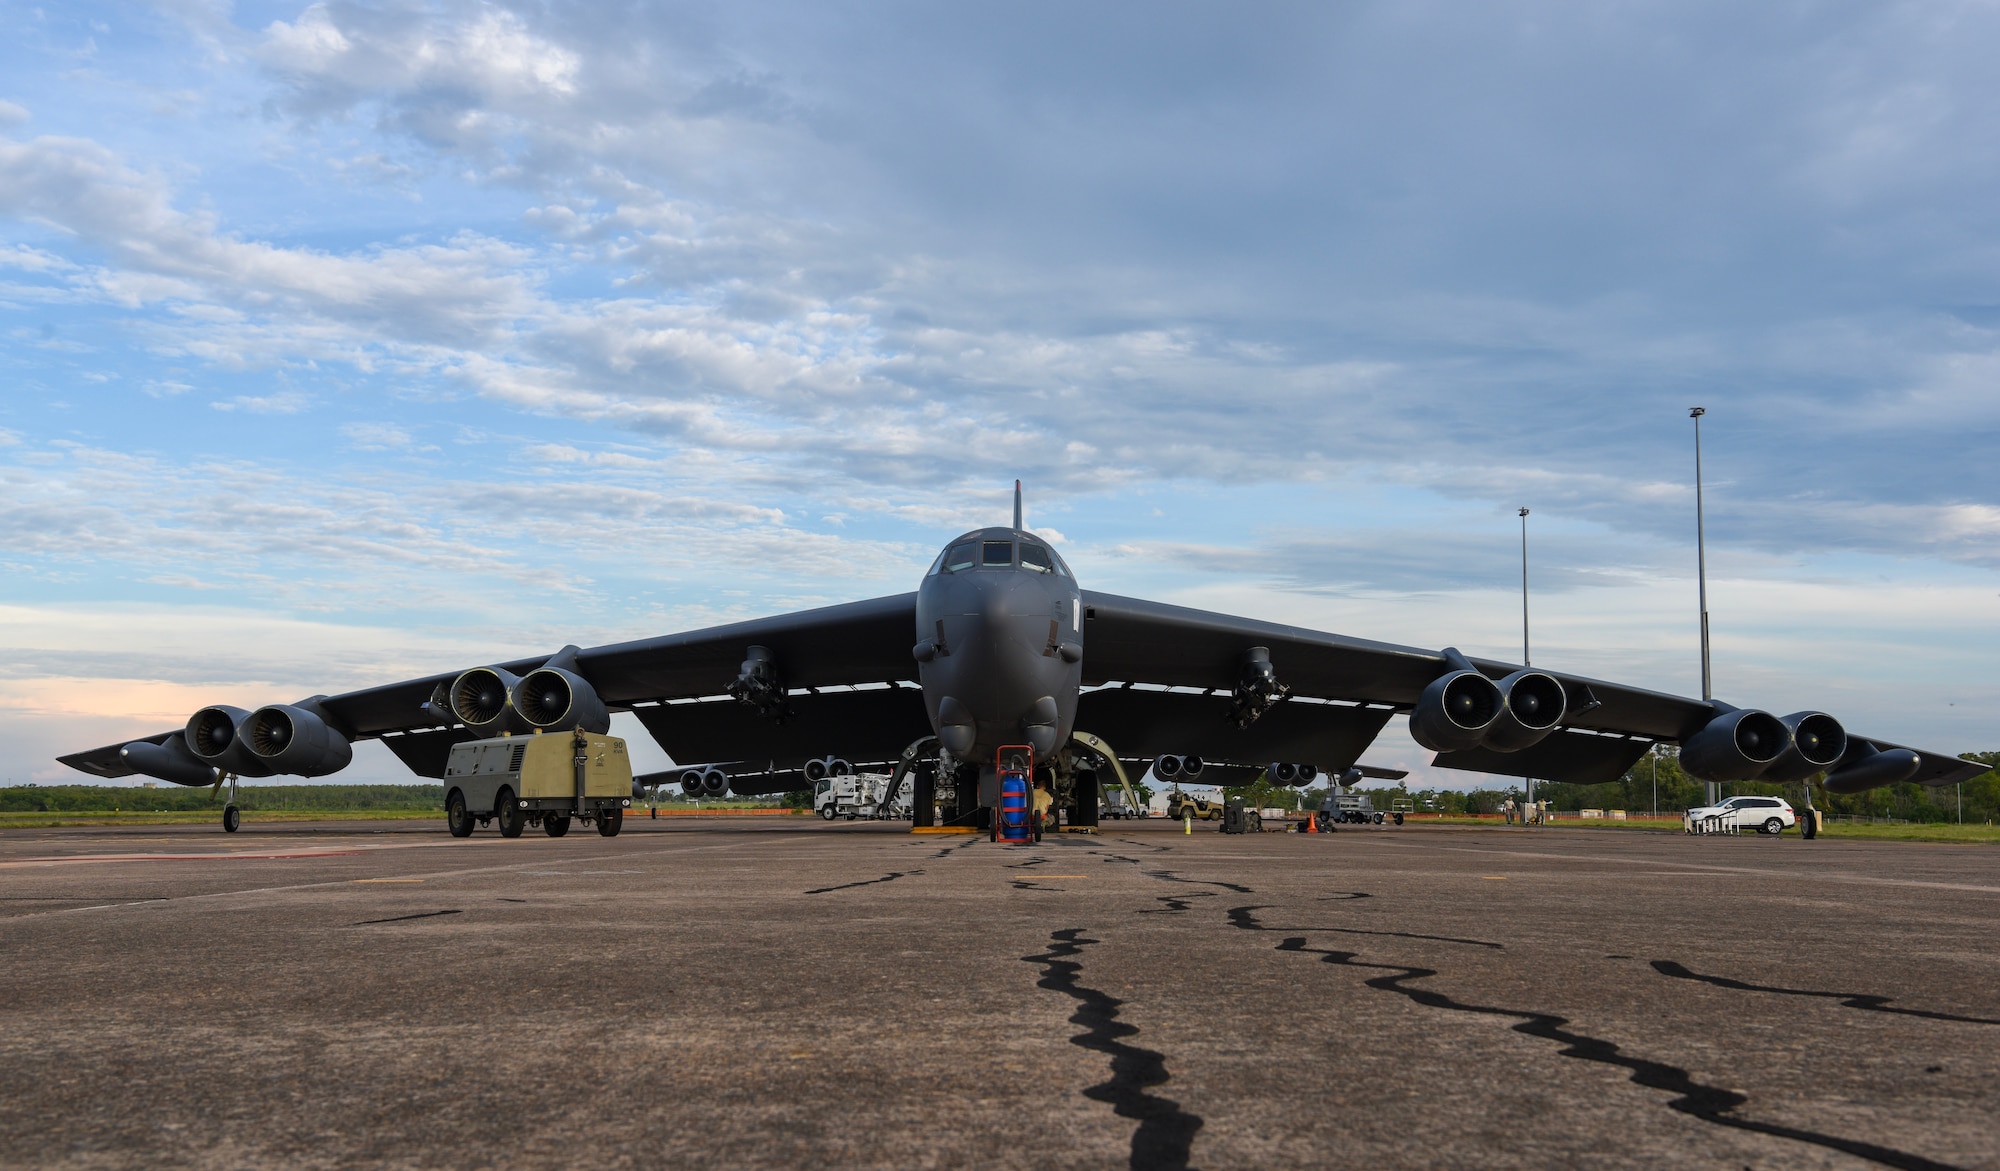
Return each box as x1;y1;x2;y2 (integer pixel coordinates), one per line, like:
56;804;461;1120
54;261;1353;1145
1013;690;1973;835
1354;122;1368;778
1225;905;1503;950
1141;869;1254;894
355;909;463;926
1651;961;2000;1026
804;869;922;895
1230;906;1958;1171
1138;892;1217;914
1025;928;1204;1170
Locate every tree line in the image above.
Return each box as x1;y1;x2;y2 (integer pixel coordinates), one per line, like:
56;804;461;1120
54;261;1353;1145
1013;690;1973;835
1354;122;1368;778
1339;747;2000;823
0;784;446;813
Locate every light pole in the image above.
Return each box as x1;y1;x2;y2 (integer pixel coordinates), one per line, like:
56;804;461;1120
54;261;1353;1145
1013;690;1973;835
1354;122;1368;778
1518;506;1534;814
1690;407;1719;807
1651;743;1658;820
1519;507;1531;666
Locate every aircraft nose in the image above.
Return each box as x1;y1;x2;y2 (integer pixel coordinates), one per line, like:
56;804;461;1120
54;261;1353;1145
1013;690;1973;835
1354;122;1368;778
982;582;1011;624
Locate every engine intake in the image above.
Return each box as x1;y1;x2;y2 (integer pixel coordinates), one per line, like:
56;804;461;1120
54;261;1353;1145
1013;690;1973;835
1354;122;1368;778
804;757;854;782
512;668;610;734
1482;670;1567;752
184;706;273;777
1680;706;1790;782
1409;652;1503;753
450;667;522;733
245;704;353;777
1760;712;1848;783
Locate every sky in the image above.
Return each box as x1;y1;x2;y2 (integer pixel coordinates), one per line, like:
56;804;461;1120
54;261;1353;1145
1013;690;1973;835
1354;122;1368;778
1;0;1996;788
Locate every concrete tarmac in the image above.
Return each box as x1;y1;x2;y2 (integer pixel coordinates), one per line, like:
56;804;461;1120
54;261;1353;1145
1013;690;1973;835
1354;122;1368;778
1;816;1996;1170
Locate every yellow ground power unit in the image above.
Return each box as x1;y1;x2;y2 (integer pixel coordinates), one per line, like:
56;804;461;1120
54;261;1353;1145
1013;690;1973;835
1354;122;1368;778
441;730;634;839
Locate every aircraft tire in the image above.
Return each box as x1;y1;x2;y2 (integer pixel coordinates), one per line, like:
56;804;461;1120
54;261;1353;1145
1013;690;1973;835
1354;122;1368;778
446;790;474;837
222;805;240;834
543;815;570;838
596;808;623;837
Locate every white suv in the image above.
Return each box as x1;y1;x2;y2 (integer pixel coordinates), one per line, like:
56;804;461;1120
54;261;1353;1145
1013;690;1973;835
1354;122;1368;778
1685;795;1797;835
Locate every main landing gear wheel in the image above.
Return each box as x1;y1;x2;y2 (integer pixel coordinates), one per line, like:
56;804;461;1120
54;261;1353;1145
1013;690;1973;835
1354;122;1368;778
446;789;474;837
543;815;570;838
496;788;526;839
1764;817;1785;836
597;808;624;837
222;805;240;833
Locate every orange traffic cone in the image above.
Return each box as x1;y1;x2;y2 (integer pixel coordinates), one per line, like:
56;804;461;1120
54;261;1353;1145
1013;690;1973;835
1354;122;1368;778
1306;812;1318;833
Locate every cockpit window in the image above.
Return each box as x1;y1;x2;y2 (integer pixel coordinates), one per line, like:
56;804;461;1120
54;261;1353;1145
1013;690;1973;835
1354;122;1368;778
1019;542;1053;573
941;541;978;573
981;540;1015;567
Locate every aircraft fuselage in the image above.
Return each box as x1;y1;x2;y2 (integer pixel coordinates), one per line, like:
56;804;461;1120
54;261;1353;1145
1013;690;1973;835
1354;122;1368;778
913;526;1084;772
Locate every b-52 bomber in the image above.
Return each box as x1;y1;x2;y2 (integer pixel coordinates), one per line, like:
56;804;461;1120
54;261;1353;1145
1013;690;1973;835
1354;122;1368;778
61;484;1986;831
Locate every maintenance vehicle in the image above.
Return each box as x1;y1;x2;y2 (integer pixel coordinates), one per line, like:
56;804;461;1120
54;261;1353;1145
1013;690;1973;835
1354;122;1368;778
814;772;911;820
1315;790;1402;829
443;730;634;838
1099;788;1145;819
1167;790;1224;821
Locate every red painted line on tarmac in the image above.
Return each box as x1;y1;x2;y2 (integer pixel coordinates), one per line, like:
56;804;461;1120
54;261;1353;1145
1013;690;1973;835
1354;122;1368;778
0;849;368;866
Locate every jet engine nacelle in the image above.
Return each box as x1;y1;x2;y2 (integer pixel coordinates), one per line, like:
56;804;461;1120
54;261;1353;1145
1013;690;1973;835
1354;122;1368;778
1410;653;1565;754
1679;707;1790;782
244;704;353;777
1759;712;1848;784
680;767;730;798
1409;665;1503;753
803;757;854;783
511;668;610;734
450;666;524;734
1482;670;1567;751
184;706;275;777
1154;754;1204;780
1269;762;1319;786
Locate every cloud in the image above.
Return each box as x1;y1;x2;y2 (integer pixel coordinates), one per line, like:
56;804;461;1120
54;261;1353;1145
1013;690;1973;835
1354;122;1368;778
340;421;413;449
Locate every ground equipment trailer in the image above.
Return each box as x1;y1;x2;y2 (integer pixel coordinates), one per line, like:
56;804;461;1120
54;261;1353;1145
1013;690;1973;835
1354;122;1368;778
1314;791;1402;829
443;730;635;838
814;772;912;820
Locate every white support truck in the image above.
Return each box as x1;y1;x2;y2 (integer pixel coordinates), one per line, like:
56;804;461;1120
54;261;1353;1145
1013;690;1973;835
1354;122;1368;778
814;772;910;821
443;730;635;839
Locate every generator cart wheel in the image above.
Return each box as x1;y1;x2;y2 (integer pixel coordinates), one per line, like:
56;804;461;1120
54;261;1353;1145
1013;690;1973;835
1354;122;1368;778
597;808;623;837
496;788;526;838
446;790;474;838
543;814;570;838
222;805;240;834
1763;817;1785;836
819;806;836;821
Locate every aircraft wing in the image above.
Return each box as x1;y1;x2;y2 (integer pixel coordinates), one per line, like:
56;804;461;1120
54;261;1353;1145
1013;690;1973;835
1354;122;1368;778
1078;590;1986;787
60;593;920;783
